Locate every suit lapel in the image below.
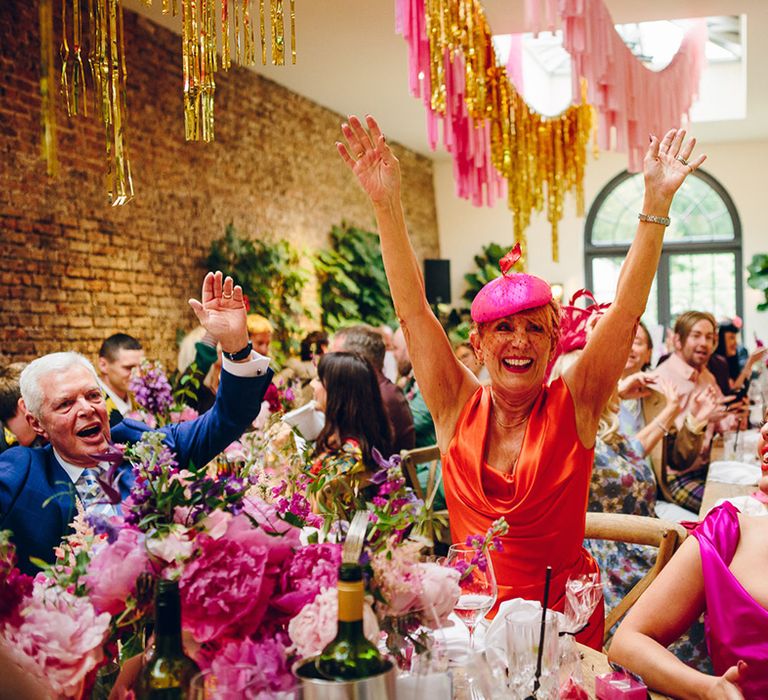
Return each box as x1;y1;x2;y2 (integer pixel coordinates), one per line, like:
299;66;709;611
45;447;78;534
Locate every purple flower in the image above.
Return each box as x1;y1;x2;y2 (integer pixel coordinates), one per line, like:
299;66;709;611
129;360;174;415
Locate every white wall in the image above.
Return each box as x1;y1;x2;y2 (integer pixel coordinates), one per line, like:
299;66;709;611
433;139;768;343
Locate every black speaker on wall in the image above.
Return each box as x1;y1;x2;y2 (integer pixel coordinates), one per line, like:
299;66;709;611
424;259;451;305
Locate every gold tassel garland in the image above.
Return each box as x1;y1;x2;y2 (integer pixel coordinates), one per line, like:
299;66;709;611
424;0;594;261
39;0;59;176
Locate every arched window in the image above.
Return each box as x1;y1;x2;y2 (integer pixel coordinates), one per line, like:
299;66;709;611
584;168;742;330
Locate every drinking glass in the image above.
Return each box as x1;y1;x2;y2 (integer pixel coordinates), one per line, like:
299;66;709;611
446;544;498;651
505;608;560;700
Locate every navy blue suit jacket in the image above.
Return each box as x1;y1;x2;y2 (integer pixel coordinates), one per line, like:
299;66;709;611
0;367;273;574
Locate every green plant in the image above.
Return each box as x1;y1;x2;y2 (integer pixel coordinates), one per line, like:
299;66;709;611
314;223;396;331
461;242;520;307
747;253;768;311
207;224;310;360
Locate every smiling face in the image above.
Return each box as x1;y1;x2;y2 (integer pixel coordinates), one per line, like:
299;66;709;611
470;308;555;395
676;319;717;370
624;325;653;375
27;365;111;467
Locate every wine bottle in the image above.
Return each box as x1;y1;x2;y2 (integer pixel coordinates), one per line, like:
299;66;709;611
136;580;199;699
315;563;385;680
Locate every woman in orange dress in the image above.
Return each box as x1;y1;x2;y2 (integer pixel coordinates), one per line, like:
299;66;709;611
337;115;704;650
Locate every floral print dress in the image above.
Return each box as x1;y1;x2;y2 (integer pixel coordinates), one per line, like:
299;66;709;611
584;420;711;671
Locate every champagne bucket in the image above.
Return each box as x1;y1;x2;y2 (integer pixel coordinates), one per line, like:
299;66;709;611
294;657;397;699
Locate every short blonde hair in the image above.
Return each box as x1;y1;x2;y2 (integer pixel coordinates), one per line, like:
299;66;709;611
247;314;273;335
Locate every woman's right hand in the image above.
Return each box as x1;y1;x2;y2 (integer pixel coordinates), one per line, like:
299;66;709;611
337;115;402;206
703;662;747;699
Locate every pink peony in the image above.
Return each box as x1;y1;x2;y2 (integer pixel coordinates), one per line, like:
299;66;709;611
201;510;232;540
288;587;379;659
272;543;342;616
2;583;111;697
207;637;295;698
416;562;461;628
370;540;423;616
84;528;150;615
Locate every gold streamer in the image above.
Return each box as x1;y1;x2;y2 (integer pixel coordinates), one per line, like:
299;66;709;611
271;0;284;65
222;0;231;70
259;0;266;64
60;0;72;116
424;0;594;261
39;0;59;176
289;0;295;64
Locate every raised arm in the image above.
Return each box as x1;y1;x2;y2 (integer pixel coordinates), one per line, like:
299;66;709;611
337;116;477;445
564;130;706;445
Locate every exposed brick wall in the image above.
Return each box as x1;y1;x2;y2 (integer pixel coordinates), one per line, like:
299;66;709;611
0;4;439;368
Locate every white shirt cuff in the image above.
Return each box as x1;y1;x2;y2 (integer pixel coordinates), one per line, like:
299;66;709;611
221;351;271;377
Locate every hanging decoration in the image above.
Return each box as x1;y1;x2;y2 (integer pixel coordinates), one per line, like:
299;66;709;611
525;0;707;172
39;0;59;177
39;0;297;204
395;0;594;262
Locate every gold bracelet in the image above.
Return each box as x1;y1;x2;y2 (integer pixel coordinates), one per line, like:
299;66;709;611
638;212;671;226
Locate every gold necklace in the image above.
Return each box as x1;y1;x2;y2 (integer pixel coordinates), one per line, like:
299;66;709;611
490;390;528;430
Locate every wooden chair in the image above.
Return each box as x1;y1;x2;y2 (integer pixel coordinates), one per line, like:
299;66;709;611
400;445;449;545
584;512;688;645
647;433;679;504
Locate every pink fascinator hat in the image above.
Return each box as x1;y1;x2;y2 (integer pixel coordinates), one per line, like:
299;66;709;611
470;244;552;323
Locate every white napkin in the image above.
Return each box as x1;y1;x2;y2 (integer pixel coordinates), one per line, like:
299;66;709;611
713;494;768;517
282;400;325;441
707;460;760;486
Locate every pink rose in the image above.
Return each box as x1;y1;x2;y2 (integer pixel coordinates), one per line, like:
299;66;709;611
416;563;461;627
288;587;379;659
84;529;150;615
3;583;111;697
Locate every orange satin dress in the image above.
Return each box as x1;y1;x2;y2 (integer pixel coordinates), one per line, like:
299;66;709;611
442;377;604;650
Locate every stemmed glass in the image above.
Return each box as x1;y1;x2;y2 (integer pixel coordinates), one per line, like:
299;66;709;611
446;544;498;651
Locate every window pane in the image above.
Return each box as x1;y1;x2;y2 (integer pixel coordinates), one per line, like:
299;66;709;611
668;253;737;320
589;172;735;246
591;256;658;327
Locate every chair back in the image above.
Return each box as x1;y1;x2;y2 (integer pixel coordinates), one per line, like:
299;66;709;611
584;512;688;644
400;445;441;504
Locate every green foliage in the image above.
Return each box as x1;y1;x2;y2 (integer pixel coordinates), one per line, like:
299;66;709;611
207;223;310;360
461;242;519;306
314;223;396;331
747;253;768;312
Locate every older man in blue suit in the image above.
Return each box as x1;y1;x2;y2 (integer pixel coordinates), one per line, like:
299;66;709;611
0;271;273;574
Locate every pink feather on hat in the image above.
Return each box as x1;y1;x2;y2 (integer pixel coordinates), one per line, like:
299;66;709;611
470;244;553;323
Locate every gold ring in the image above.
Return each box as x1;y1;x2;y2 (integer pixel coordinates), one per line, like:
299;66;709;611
676;155;689;166
355;151;364;159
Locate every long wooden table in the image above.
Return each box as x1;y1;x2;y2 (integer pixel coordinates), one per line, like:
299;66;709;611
699;480;755;516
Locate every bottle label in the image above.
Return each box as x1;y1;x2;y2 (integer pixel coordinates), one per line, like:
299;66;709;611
337;581;364;622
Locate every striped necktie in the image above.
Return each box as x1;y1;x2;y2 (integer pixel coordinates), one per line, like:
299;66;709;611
76;467;118;517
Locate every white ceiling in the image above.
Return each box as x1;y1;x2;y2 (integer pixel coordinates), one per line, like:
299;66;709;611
123;0;768;158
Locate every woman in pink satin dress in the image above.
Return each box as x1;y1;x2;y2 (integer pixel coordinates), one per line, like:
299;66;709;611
609;415;768;699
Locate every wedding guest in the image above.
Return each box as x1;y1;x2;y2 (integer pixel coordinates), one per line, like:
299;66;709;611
330;324;415;453
392;327;444;509
648;311;744;512
0;363;39;454
281;330;328;406
98;333;144;427
454;342;490;384
175;326;221;414
609;413;768;699
0;272;274;575
337;114;704;649
309;352;393;507
247;313;273;357
714;318;767;394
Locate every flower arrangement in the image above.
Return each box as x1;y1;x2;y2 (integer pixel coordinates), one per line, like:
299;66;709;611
0;430;460;696
126;359;200;428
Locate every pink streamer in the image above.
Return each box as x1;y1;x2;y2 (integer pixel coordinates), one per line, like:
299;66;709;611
525;0;707;172
395;0;506;208
505;34;525;93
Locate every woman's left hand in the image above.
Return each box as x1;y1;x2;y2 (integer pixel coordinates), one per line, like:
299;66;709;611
643;129;706;204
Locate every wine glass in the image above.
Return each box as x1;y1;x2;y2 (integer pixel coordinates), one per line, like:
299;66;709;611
446;544;498;651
